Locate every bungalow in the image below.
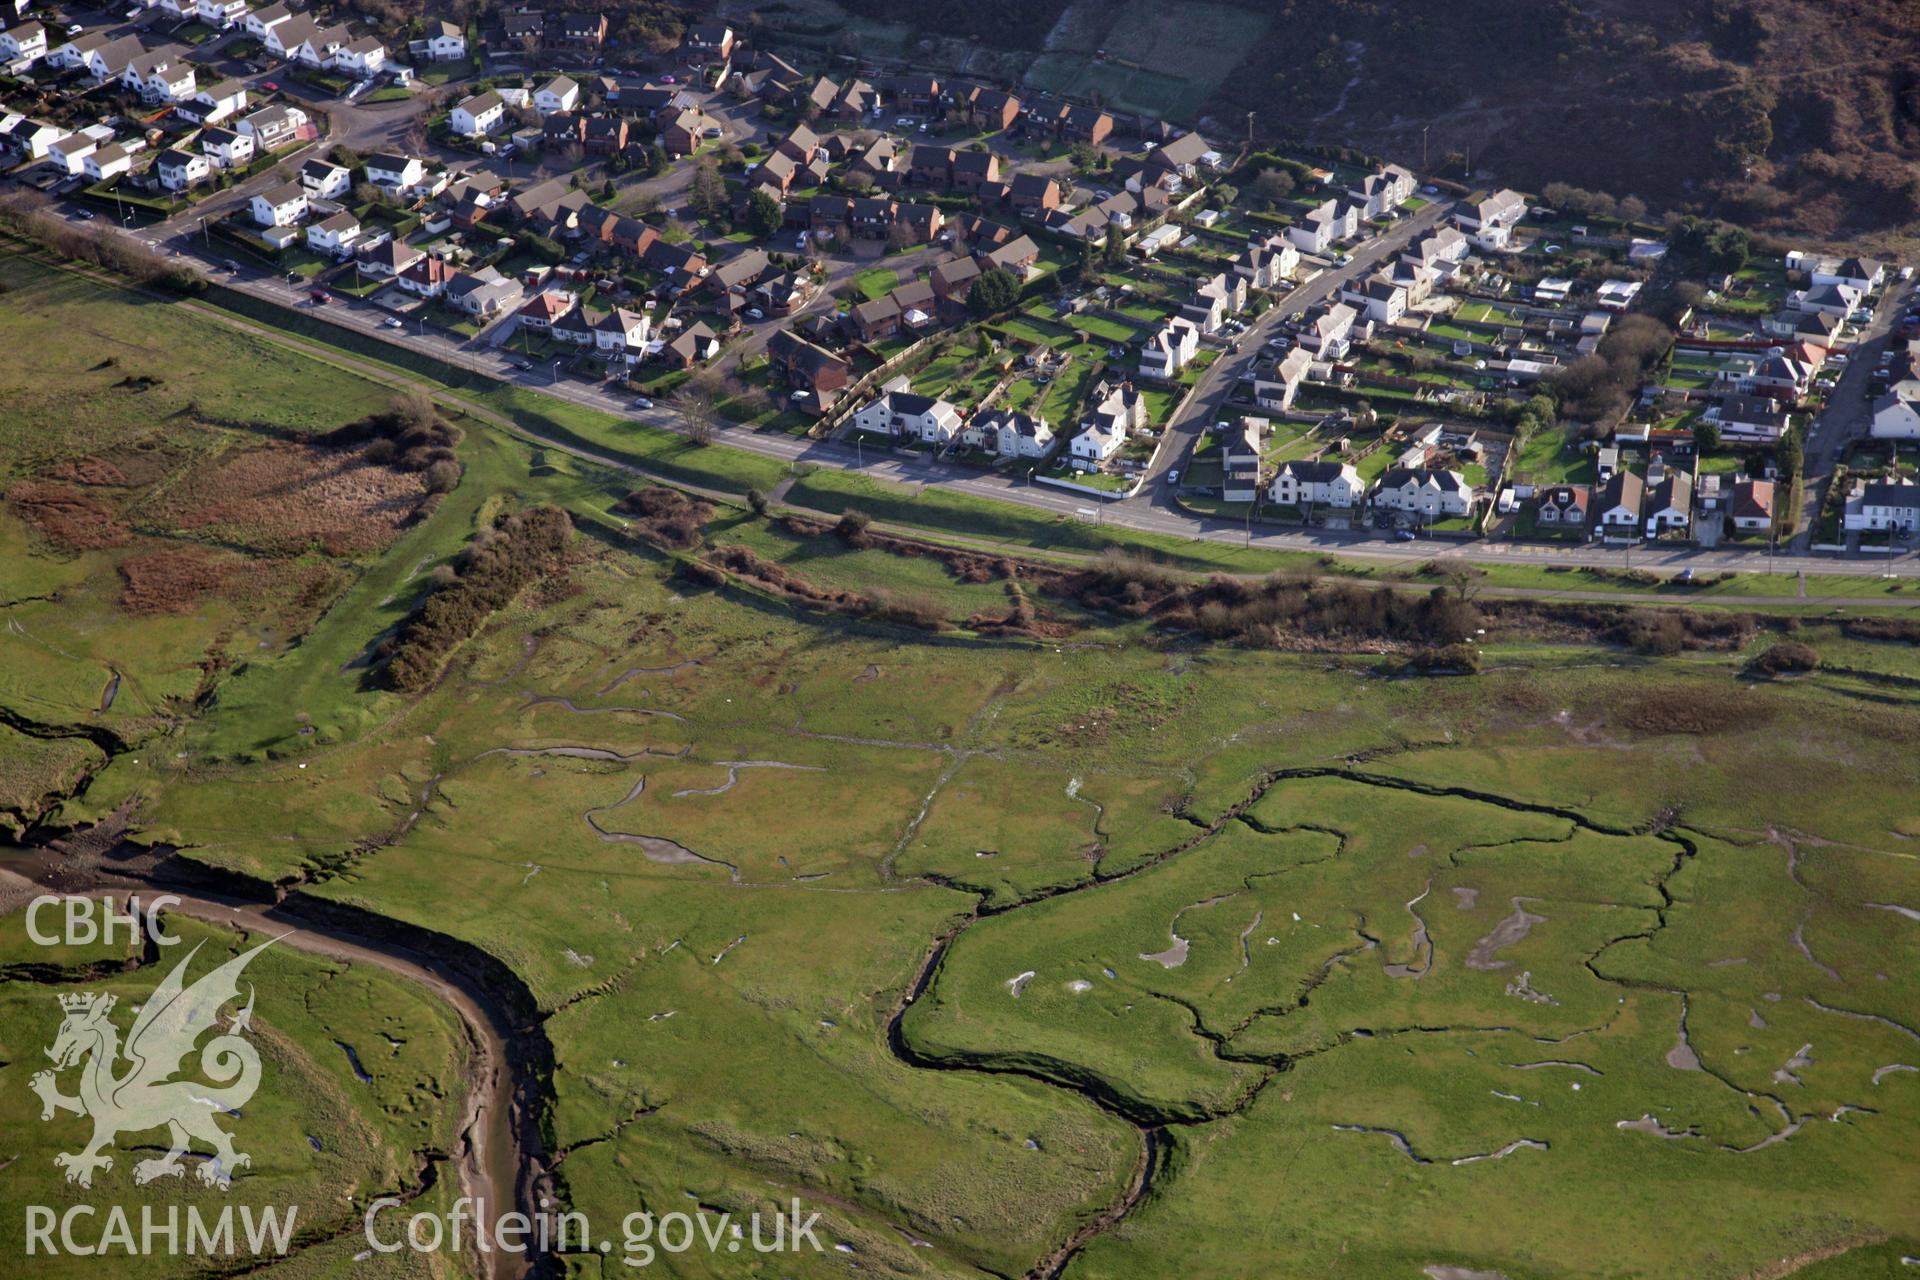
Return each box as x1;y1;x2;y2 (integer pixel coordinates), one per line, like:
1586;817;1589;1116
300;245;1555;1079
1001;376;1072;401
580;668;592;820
1270;459;1363;509
1844;479;1920;533
1729;480;1775;532
1796;281;1861;320
195;0;247;26
366;151;427;196
83;142;132;182
82;34;144;82
399;254;456;298
1140;319;1199;381
1708;394;1789;443
358;238;423;278
155;147;209;191
709;247;771;295
1811;256;1884;294
238;103;308;151
535;75;580;116
1645;471;1693;535
1595;470;1645;532
1454;188;1527;250
1534;484;1590;529
1254;348;1314;411
645;240;707;278
201;126;254;170
1870;392;1920;440
46;31;105;72
593;307;650;363
190;78;248;124
549;303;596;346
451;90;506;138
1373;467;1472;518
515;291;575;335
979;234;1040;275
1143;131;1218;184
250;181;307;228
1763;308;1842;345
445;266;523;317
305;209;361;258
967;408;1053;459
851;378;962;445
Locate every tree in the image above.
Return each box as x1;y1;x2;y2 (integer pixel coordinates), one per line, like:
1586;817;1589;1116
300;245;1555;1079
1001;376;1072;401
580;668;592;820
1103;227;1126;266
745;188;783;238
746;486;769;515
1616;194;1648;225
675;370;722;445
1211;183;1238;207
600;178;616;201
1252;167;1295;206
884;219;914;253
688;162;727;221
966;267;1020;318
1694;418;1721;451
840;169;875;196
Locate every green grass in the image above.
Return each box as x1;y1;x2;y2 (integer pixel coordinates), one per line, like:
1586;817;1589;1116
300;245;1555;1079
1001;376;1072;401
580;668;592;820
852;267;899;301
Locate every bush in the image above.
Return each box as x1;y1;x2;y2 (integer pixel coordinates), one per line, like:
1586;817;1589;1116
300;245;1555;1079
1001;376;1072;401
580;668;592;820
835;508;872;543
1749;641;1819;675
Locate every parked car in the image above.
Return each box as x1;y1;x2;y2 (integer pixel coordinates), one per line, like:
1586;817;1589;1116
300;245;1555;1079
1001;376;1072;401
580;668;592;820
309;289;328;304
632;396;654;409
1166;469;1180;485
1394;528;1416;541
745;307;764;320
382;317;404;328
71;208;95;221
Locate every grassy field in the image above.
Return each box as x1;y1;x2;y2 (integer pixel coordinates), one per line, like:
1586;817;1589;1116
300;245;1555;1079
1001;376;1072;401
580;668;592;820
7;248;1920;1278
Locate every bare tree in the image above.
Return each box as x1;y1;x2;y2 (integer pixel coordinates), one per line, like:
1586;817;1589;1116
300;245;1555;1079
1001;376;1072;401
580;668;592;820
675;367;724;445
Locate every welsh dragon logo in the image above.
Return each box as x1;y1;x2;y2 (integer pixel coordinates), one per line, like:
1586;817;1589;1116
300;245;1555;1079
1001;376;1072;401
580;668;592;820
31;939;272;1190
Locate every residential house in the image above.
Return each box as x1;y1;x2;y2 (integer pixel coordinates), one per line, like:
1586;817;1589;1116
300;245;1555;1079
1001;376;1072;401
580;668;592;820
951;149;999;193
888;74;941;112
1140;319;1199;380
125;48;197;102
238;103;307;150
1729;480;1775;532
155;147;209;191
1298;302;1358;359
1343;274;1407;325
300;158;352;200
1709;394;1789;443
1008;173;1061;219
1454;188;1527;250
1645;471;1693;535
331;36;388;78
451;90;507;137
358;238;423;279
979;234;1040;274
514;291;574;335
1235;235;1298;290
681;21;734;61
1870;392;1920;440
1739;350;1815;400
1351;163;1415;219
201;126;254;170
894;202;943;246
306;209;361;258
82;34;144;82
188;77;248;124
593;307;650;363
1764;308;1842;345
423;18;466;61
1595;470;1645;533
1254;348;1314;411
958;86;1017;132
263;12;317;58
1051;102;1112;145
542;111;586;148
1221;418;1266;502
45;133;97;176
749;271;815;317
967;408;1052;460
1534;484;1590;529
1;21;47;64
366;152;427;196
83;142;132;182
765;329;850;406
583;114;627;154
1288;200;1343;255
1270;459;1363;509
1373;467;1472;518
399;253;456;298
544;11;606;56
931;255;981;317
244;1;294;40
658;107;707;157
46;31;105;71
534;75;579;115
1796;281;1861;320
1811;256;1884;294
850;378;962;445
445;265;523;317
849;196;898;239
1844;479;1920;533
851;294;903;343
249;181;307;228
709;247;770;295
909;144;954;188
